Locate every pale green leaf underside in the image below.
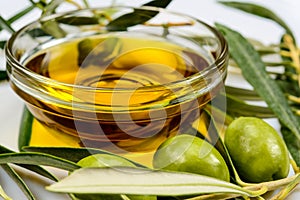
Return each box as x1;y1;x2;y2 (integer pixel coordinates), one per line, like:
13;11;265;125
47;167;253;197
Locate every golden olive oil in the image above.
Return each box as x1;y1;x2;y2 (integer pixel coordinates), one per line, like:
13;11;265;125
19;35;217;154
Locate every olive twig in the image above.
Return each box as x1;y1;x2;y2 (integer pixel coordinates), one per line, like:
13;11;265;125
65;0;83;9
187;174;299;200
184;193;240;200
144;21;194;27
280;35;300;86
290;158;300;174
235;173;255;187
244;174;299;194
270;173;300;200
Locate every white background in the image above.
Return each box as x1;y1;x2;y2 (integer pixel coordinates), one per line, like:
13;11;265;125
0;0;300;199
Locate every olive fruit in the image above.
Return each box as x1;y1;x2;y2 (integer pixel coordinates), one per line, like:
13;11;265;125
224;117;290;183
77;154;156;200
153;134;230;182
77;154;135;168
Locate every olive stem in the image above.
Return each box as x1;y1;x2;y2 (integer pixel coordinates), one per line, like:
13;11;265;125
290;159;300;174
244;174;299;192
186;174;299;200
144;21;194;27
270;174;300;200
65;0;83;9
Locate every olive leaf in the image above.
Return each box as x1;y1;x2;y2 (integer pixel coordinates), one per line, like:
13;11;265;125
0;152;79;171
218;1;295;40
225;85;261;101
1;164;35;200
215;24;300;141
212;93;274;119
46;167;257;197
78;37;123;68
225;94;274;118
106;0;172;31
22;146;146;168
56;16;99;25
41;20;66;38
41;0;64;16
5;4;36;26
0;41;6;49
18;107;34;151
0;15;15;33
281;126;300;167
27;28;50;37
0;70;7;81
0;144;57;181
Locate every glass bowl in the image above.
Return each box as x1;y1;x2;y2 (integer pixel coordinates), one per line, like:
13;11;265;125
5;6;228;153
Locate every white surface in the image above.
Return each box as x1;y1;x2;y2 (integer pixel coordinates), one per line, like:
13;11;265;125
0;0;300;199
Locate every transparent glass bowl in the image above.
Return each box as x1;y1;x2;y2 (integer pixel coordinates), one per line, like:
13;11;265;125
5;6;228;153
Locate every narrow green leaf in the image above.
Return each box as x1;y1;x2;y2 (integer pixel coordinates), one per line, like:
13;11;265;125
276;79;300;98
22;146;146;168
225;86;261;101
39;0;66;38
22;146;109;163
20;164;58;181
281;126;300;166
28;0;47;10
0;152;79;171
0;41;6;49
218;1;294;40
18;106;34;151
0;145;57;181
0;70;7;81
0;16;14;33
215;23;300;141
213;93;274;118
7;5;36;24
77;38;94;67
27;28;49;37
82;0;89;8
78;37;123;68
226;94;274;118
107;0;172;31
143;0;172;7
47;167;255;197
42;0;64;16
57;16;99;25
41;20;66;38
1;164;35;200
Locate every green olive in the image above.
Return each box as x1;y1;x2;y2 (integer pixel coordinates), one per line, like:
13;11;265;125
77;153;135;168
224;117;290;183
153;134;230;182
77;154;156;200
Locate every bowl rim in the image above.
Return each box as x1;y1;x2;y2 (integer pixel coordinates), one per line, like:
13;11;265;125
5;5;228;93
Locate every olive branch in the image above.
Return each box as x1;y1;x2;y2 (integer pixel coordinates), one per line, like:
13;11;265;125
0;0;300;199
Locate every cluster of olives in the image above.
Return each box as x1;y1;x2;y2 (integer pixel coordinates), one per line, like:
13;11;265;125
154;117;290;183
77;117;290;199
